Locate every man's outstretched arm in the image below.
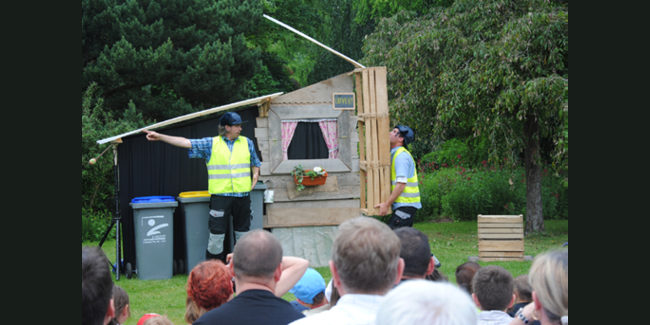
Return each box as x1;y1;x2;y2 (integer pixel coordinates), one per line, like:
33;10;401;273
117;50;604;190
143;130;192;148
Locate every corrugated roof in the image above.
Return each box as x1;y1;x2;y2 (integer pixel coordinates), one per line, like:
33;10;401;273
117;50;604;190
96;92;283;145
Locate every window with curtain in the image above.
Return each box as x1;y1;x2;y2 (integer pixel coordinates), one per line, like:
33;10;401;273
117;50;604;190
282;119;339;160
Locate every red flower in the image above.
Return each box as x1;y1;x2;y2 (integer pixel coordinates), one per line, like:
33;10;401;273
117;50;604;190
505;205;508;208
458;154;462;159
468;177;471;181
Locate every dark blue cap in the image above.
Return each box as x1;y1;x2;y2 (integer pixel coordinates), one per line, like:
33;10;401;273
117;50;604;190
395;125;415;146
220;112;248;126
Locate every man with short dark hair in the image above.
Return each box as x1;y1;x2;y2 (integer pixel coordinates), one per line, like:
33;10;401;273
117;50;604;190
290;217;404;325
472;265;516;325
394;227;437;282
143;112;261;262
194;229;305;325
375;125;421;229
82;246;115;325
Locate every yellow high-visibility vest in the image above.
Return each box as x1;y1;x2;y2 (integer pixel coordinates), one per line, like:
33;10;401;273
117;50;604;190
391;147;421;204
207;136;251;194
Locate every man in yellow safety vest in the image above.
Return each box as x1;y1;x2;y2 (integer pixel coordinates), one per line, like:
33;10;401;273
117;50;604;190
374;125;421;229
143;112;261;262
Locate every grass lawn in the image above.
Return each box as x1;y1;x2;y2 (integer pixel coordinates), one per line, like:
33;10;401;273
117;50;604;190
84;219;567;325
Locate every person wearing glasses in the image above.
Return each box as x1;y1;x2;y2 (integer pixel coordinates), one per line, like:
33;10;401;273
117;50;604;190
375;125;421;229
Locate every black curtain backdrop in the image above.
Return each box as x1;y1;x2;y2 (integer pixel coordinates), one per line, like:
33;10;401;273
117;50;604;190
287;122;329;160
118;106;260;271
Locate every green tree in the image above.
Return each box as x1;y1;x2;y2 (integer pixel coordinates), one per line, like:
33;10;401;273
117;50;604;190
362;0;568;233
82;83;149;214
307;0;377;84
82;0;264;121
353;0;454;24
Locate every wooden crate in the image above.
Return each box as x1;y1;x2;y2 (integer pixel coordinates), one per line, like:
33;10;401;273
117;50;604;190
478;215;525;262
354;67;392;216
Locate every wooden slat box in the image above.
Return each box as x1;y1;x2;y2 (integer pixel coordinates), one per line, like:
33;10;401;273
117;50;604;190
478;215;524;261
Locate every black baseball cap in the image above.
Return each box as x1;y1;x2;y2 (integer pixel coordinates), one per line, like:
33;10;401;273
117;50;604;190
394;125;415;146
220;112;248;126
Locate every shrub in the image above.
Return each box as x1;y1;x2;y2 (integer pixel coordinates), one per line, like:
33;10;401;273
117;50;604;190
81;208;116;242
416;164;567;222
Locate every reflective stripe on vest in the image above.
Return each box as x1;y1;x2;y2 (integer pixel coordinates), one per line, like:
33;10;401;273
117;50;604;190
391;147;421;204
207;136;251;194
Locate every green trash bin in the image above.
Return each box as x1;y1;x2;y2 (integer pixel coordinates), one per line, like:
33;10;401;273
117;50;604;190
130;196;178;280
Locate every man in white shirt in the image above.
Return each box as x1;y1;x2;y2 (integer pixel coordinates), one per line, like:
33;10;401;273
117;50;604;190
289;217;404;325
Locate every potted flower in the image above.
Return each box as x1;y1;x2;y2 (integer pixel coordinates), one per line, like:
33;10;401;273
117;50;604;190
291;164;328;191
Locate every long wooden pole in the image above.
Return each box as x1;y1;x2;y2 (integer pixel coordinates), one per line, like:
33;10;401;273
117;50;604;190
263;14;365;69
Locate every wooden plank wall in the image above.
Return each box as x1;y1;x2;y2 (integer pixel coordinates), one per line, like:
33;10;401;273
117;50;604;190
478;215;525;261
357;67;392;216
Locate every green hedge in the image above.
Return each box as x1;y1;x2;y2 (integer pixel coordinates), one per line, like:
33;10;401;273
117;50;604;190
81;208;116;242
419;166;567;222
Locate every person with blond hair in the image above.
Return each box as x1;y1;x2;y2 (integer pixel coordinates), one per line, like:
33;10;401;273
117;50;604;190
510;250;568;325
377;280;478;325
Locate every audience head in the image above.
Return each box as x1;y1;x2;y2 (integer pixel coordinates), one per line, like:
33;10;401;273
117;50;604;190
325;279;340;306
136;313;160;325
82;246;115;325
142;315;173;325
514;274;533;303
455;261;482;294
231;229;283;281
472;265;515;312
394;227;434;279
377;280;478;325
330;217;404;296
184;297;204;325
425;269;449;282
187;260;233;311
529;249;568;325
290;268;327;306
112;285;130;325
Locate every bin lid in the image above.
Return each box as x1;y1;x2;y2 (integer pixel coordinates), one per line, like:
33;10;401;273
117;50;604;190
131;196;176;203
178;191;211;198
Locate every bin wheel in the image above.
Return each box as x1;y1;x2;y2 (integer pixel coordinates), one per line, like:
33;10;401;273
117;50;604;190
125;263;133;279
178;260;184;274
173;260;178;275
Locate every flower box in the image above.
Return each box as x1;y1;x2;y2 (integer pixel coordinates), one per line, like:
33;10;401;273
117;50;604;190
294;171;328;186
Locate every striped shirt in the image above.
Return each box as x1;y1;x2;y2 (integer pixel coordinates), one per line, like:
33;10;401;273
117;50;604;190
189;136;261;197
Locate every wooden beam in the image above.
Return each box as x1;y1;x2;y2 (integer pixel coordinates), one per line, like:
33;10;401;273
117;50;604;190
479;252;525;258
263;15;365;69
478;240;524;252
97;92;283;144
369;68;381;216
374;67;391;212
478;228;524;234
478;233;524;240
362;69;375;212
355;72;366;211
478;223;524;228
266;199;361;227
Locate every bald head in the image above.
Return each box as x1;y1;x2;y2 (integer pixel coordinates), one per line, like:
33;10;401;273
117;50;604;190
232;230;283;279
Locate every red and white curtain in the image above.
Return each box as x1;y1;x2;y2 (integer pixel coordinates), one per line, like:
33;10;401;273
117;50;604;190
281;119;338;160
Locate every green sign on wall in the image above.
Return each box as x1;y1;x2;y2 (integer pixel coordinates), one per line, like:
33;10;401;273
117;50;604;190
333;93;355;110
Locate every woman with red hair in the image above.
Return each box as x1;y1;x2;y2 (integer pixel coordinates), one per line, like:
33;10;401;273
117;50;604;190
185;256;308;324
